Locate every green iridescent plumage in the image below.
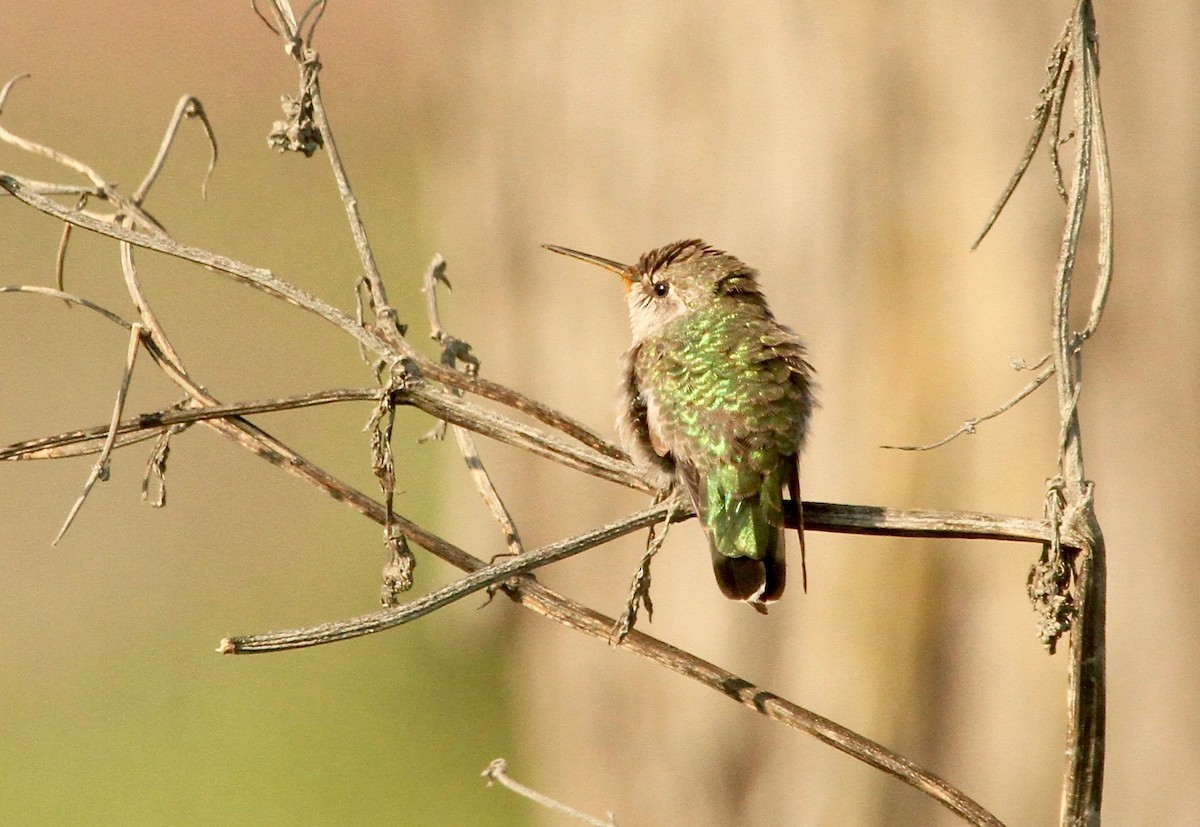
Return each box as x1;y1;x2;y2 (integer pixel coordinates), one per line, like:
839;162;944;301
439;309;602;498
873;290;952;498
547;239;814;611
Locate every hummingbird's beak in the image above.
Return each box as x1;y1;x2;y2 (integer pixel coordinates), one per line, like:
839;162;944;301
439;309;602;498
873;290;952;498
543;244;632;282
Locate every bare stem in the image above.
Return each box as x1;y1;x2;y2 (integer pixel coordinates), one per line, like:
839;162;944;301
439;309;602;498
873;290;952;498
52;324;144;545
221;503;670;652
483;759;618;827
1054;3;1107;823
132;95;217;203
421;254;525;556
972;22;1072;249
882;362;1056;451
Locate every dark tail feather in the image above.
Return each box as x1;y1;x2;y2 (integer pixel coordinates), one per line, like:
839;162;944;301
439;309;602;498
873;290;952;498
709;523;786;609
681;457;789;611
786;455;807;593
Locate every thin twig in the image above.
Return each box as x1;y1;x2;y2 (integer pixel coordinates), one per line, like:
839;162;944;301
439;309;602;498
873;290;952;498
0;76;165;233
971;22;1072;249
296;0;327;48
882;362;1055;451
0;177;100;197
132;96;218;203
219;495;1088;655
421;362;627;460
0;285;133;329
52;324;144;545
1048;57;1075;204
53;193;88;302
0;388;379;461
422;254;525;556
483;759;617;827
0;174;385;354
265;0;407;349
251;0;284;35
1080;48;1114;346
400;382;650;491
0;74;105;190
120;240;193;380
221;503;670;652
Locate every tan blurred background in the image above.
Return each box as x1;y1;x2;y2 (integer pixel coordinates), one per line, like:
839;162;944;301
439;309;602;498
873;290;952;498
1;2;1195;825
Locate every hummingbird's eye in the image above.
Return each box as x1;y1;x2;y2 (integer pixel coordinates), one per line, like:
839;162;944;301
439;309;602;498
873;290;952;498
652;281;669;298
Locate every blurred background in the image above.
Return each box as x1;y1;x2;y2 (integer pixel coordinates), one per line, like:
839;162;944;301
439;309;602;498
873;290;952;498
1;2;1195;825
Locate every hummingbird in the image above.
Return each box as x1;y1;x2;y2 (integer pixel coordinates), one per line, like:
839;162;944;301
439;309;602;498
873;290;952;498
545;239;815;612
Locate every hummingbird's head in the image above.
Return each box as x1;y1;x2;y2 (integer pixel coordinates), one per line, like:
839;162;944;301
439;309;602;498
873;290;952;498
544;239;766;344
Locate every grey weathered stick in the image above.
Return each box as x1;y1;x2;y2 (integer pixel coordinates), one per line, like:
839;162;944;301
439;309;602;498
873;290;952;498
53;193;87;299
1054;4;1107;824
0;174;384;354
504;579;1006;827
419;362;626;460
220;498;1085;654
0;388;379;461
221;502;671;652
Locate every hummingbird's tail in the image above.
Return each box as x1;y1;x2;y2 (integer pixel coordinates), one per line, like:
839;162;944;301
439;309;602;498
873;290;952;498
680;460;790;612
709;527;787;612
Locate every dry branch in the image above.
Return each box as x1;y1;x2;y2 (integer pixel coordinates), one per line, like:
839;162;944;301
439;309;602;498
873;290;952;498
0;1;1118;825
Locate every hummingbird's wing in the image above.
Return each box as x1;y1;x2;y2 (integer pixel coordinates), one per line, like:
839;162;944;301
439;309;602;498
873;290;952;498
786;454;807;594
616;345;675;490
